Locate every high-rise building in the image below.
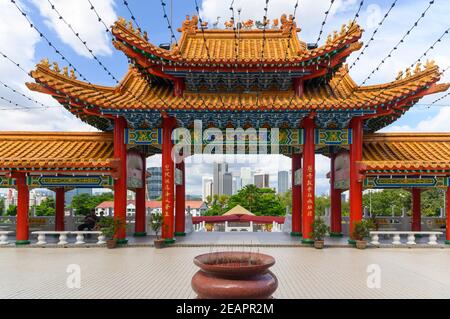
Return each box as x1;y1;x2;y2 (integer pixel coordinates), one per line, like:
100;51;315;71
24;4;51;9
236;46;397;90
232;176;242;194
240;167;254;187
254;172;270;188
202;177;213;201
278;171;289;194
146;167;162;200
222;172;233;195
213;162;231;196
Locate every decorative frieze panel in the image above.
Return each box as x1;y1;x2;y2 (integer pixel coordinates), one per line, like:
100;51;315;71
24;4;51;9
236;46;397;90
26;176;113;188
126;128;304;147
364;176;449;188
314;129;352;146
125;129;161;146
0;176;14;188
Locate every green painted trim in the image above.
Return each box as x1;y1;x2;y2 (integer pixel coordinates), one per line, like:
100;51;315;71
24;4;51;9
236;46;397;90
290;232;302;237
164;238;176;244
174;232;186;236
116;239;128;245
445;240;450;245
15;240;30;246
301;238;314;244
330;232;343;237
133;232;147;237
348;239;356;245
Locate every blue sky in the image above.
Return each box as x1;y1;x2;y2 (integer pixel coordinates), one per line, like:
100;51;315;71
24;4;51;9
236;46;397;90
0;0;449;196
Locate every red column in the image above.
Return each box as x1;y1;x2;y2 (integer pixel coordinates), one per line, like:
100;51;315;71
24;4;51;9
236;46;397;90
291;152;302;236
301;118;315;244
114;117;128;243
55;187;65;231
162;116;176;243
445;187;450;244
175;159;186;236
411;188;421;231
330;154;342;236
349;117;363;242
134;153;147;236
15;173;30;245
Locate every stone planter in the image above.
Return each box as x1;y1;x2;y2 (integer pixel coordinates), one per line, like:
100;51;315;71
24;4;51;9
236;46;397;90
314;240;324;249
192;252;278;299
106;239;117;249
154;239;165;249
356;240;367;249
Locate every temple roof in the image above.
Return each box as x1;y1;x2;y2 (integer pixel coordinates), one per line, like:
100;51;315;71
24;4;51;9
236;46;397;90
25;15;450;132
361;133;450;172
26;59;448;131
0;132;114;172
111;15;362;67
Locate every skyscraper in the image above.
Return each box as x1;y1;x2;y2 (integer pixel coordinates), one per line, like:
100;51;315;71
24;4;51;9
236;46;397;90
254;172;270;188
146;167;162;200
222;172;233;195
213;162;232;196
202;177;213;201
232;176;242;194
240;167;254;187
278;171;289;194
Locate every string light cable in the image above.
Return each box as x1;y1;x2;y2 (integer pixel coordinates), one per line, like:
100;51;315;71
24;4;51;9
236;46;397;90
193;0;226;107
314;0;335;47
122;0;142;31
255;0;270;108
360;0;436;85
161;0;178;46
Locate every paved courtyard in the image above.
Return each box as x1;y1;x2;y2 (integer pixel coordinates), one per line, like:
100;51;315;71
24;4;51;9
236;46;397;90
1;246;449;299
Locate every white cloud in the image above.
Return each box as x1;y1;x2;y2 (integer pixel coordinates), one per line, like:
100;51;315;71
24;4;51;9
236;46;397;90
30;0;117;58
0;0;95;131
384;106;450;133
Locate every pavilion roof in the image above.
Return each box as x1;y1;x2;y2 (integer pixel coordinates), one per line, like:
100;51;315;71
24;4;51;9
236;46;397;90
26;59;448;131
360;133;450;173
111;15;362;67
0;132;114;172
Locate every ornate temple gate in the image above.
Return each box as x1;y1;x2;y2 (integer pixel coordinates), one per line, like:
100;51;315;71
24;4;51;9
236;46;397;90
5;14;446;245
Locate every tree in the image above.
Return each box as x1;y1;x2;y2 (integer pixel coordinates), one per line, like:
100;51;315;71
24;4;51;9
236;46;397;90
70;192;114;216
35;198;55;216
6;205;17;216
421;188;445;216
0;198;4;215
226;185;285;216
315;194;330;216
205;194;229;216
277;189;292;213
363;189;411;216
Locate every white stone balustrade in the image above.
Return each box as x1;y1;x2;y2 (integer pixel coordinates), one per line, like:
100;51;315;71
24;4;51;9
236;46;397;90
370;231;443;246
31;231;105;245
0;231;13;245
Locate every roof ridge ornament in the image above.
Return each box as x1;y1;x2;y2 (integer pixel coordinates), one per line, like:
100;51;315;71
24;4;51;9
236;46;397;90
177;15;199;34
38;58;50;69
280;14;300;35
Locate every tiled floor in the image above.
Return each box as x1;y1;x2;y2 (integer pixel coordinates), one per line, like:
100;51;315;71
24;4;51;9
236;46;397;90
0;246;449;299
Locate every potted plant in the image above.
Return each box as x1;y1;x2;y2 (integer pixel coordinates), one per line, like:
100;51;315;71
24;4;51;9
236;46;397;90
352;219;375;249
310;217;330;249
151;212;164;249
98;217;125;249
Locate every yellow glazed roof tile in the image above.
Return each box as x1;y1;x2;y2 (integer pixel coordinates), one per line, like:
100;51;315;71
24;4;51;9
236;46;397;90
361;133;450;171
0;132;114;170
111;15;362;65
27;61;447;112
